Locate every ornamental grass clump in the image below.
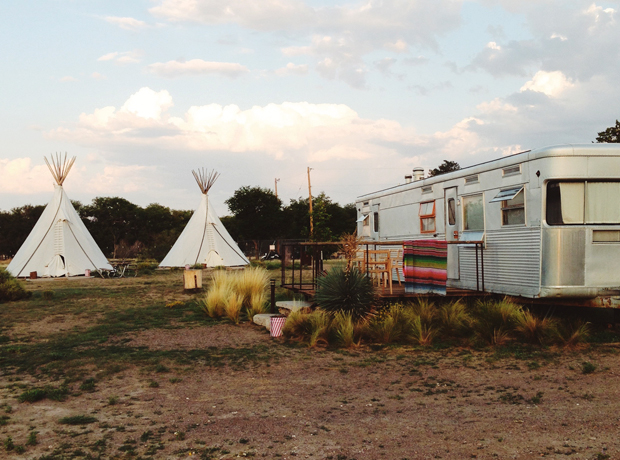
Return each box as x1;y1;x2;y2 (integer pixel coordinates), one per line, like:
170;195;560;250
245;291;268;321
235;267;270;307
223;292;244;324
329;312;361;348
314;266;376;321
554;319;591;348
472;298;523;346
514;309;558;345
369;303;415;344
202;282;230;318
438;299;472;339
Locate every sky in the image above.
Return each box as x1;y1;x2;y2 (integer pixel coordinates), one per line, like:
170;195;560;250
1;0;619;216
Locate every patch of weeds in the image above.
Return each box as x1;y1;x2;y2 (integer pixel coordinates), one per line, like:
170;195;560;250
526;361;540;370
155;363;170;373
239;438;249;444
140;430;152;442
169;377;182;383
18;385;68;403
15;444;25;454
148;380;160;388
107;396;119;405
174;431;186;441
0;415;9;426
582;361;597;374
527;392;543;405
499;391;524;405
59;415;98;425
42;290;55;300
4;436;14;451
26;431;38;446
79;377;96;392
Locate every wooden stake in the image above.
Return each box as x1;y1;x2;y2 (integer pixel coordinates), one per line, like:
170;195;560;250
307;167;313;238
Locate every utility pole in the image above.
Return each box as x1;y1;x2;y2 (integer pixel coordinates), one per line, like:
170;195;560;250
274;178;280;199
307;167;313;238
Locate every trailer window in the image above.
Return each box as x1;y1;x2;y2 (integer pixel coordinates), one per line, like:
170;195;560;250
373;212;379;233
447;198;456;226
419;201;436;233
463;194;484;231
502;189;525;226
547;181;620;225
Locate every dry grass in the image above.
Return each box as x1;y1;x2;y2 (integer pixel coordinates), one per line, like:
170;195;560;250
224;292;244;324
555;320;591;348
515;310;558;345
330;312;359;348
410;315;439;346
438;299;472;338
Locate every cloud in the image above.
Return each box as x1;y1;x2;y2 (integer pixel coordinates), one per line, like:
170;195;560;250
151;0;462;88
97;50;142;64
59;76;78;82
520;70;574;97
120;87;174;120
91;72;107;80
0;158;53;194
274;62;309;76
104;16;149;31
147;59;250;78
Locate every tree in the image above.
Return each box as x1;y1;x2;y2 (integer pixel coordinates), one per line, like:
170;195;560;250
428;160;461;177
596;120;620;143
225;186;283;242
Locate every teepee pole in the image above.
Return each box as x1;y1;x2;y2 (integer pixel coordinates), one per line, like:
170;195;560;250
45;152;76;186
192;168;220;194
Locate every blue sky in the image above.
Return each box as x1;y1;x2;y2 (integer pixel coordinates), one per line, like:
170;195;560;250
2;0;619;215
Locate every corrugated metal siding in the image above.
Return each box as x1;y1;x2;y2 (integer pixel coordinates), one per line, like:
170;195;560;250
457;227;541;296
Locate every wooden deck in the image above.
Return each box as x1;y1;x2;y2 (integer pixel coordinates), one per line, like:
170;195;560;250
282;282;485;300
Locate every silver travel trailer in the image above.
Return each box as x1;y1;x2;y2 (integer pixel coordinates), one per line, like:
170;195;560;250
356;144;620;307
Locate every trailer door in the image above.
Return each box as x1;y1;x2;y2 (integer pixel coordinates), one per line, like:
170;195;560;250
444;187;460;280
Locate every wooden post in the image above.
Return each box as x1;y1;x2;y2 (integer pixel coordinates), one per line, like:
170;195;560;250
307;167;313;238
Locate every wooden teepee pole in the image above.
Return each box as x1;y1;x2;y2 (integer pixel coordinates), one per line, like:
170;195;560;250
192;168;220;194
44;152;76;186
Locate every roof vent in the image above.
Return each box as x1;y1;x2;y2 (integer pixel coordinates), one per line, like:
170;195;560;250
413;167;424;181
405;175;412;184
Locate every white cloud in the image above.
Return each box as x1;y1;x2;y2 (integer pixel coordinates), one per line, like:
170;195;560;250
151;0;462;88
120;87;174;120
275;62;309;76
486;41;501;50
104;16;148;31
0;158;55;194
97;51;142;64
91;72;107;80
147;59;250;78
89;165;157;194
60;76;78;82
550;33;567;41
520;70;574;97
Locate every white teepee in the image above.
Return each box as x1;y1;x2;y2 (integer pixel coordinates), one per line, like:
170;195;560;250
159;169;249;268
7;154;113;278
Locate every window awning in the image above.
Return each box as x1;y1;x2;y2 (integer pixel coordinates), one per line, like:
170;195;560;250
356;214;369;222
489;185;524;203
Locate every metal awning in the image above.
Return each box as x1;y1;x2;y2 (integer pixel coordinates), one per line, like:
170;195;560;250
356;214;369;222
489;185;524;202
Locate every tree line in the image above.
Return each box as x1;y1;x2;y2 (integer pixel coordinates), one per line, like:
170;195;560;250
0;188;356;261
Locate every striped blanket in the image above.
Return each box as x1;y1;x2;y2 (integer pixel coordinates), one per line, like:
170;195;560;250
403;240;448;295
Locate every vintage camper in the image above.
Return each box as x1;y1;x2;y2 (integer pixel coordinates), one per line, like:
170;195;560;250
356;144;620;307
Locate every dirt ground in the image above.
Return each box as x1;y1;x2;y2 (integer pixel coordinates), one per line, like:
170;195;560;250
2;273;620;459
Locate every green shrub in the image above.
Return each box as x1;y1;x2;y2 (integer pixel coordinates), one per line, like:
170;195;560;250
18;386;68;403
471;298;522;346
314;267;376;321
0;268;31;302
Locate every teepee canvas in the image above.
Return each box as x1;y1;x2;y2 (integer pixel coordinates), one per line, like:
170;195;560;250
159;169;249;268
7;154;113;278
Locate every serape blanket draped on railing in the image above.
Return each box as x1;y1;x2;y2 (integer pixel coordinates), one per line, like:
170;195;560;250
403;240;448;295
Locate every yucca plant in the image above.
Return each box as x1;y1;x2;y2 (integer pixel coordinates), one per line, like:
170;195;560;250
515;309;558;345
314;267;376;321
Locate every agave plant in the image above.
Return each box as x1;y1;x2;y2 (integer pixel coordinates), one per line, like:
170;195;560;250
314;267;376;321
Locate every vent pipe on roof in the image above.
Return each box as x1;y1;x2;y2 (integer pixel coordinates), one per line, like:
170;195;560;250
405;175;412;184
413;167;424;181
